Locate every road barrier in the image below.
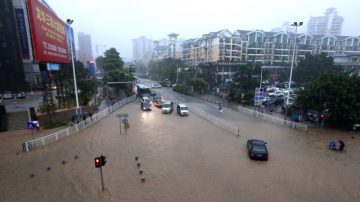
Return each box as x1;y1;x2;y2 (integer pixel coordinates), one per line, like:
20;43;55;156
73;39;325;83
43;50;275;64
22;95;136;152
190;107;239;136
193;96;308;133
238;106;308;133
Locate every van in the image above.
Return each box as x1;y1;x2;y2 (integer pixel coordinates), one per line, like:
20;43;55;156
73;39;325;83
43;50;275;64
177;103;189;116
162;101;174;114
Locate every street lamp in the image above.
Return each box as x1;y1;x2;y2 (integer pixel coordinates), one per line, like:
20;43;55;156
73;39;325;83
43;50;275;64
284;21;303;120
66;19;80;115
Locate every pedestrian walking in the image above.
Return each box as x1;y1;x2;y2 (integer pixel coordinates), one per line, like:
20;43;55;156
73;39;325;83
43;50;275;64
338;140;345;152
32;120;40;132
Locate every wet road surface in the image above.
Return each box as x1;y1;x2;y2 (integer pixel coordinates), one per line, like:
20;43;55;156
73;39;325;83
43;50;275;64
0;95;360;201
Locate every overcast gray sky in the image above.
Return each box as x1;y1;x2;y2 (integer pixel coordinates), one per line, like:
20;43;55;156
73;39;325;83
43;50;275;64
46;0;360;61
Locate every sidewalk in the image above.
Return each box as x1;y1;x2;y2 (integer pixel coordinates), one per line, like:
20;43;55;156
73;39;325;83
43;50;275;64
0;126;69;155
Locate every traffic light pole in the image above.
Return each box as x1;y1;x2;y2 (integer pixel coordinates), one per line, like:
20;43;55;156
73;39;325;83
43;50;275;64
99;166;105;192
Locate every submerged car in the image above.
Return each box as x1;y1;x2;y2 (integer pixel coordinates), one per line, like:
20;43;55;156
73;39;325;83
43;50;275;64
16;91;26;99
162;101;174;114
141;102;152;111
153;98;164;108
141;96;151;104
246;139;268;160
177;103;189;116
152;83;162;88
3;91;13;99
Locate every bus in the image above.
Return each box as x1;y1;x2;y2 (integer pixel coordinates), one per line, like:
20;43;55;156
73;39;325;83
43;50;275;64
136;83;151;97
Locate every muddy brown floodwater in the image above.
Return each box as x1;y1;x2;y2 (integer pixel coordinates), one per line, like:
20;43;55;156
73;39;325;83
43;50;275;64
0;101;360;202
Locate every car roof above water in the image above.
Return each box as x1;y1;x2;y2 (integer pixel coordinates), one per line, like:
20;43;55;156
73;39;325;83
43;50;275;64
177;103;188;108
248;139;267;145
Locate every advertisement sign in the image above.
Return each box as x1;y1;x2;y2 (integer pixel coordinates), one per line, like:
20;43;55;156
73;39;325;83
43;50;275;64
47;63;60;71
26;0;69;63
87;61;96;77
15;8;30;60
65;24;75;62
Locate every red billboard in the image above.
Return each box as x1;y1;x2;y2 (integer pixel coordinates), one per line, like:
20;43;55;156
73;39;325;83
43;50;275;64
26;0;69;63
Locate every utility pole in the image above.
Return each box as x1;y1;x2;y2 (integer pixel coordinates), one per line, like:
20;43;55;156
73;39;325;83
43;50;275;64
162;62;164;81
176;64;179;83
284;21;303;120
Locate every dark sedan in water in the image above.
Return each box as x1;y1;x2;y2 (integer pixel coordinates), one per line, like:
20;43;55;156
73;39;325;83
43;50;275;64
246;139;268;160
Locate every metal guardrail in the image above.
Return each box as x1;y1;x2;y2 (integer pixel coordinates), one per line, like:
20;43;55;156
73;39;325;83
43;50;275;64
190;96;308;134
22;95;136;152
237;106;308;133
190;107;239;136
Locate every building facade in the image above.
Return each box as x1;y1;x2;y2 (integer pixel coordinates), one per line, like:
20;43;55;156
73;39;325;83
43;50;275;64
0;0;77;91
334;54;360;76
132;36;153;62
181;29;360;67
77;32;93;66
0;0;26;91
307;7;344;36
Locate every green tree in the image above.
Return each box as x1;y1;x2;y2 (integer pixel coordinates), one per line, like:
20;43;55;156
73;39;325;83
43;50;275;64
104;69;127;83
293;53;343;84
189;77;208;94
62;60;88;80
196;63;217;88
148;58;185;83
296;73;360;129
77;79;98;105
98;48;124;73
227;64;261;103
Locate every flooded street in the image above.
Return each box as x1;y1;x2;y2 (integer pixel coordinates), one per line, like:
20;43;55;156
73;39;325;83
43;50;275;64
1;100;360;202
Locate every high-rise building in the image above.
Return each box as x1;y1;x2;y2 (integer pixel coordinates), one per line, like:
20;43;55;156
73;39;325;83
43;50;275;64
77;32;93;65
271;21;295;33
0;0;26;91
307;7;343;36
168;33;179;58
132;36;153;62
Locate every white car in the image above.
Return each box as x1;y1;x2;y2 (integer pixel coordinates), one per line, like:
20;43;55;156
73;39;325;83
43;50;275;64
3;91;13;99
162;101;174;114
269;91;284;97
152;84;162;88
261;96;272;102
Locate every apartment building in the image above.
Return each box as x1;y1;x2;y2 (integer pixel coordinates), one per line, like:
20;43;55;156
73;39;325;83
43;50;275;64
181;29;360;67
132;36;153;62
307;8;344;36
78;32;93;65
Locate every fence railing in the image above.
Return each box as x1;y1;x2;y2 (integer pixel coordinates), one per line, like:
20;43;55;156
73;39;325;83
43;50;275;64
22;95;136;152
192;96;308;134
237;105;308;133
190;107;239;136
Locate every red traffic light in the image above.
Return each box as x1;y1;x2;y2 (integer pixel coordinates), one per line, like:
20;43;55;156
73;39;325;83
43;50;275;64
95;157;101;168
320;114;325;120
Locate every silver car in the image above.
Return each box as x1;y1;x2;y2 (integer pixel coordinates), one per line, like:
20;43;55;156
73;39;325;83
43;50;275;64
16;91;26;99
162;101;174;114
3;91;13;99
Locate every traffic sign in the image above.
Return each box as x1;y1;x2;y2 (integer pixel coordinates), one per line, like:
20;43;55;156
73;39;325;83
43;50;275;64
27;121;35;130
254;87;265;105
